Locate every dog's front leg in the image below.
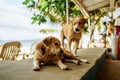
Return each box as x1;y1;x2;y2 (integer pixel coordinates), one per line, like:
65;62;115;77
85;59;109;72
65;59;80;65
79;59;89;63
61;39;64;48
73;40;79;56
32;59;40;71
61;30;64;48
53;60;68;70
67;39;72;52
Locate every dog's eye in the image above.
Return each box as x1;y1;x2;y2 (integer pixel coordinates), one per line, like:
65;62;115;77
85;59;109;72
73;23;76;25
79;22;81;25
54;43;58;46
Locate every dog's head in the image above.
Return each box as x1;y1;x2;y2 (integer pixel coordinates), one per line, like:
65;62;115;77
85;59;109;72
72;17;86;33
43;36;63;54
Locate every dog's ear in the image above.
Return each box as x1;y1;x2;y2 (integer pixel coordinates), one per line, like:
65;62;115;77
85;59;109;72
43;37;52;46
83;18;87;24
41;45;46;54
36;43;46;54
80;18;87;24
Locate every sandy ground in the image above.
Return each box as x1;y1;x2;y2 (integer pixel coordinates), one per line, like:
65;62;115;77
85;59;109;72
97;59;120;80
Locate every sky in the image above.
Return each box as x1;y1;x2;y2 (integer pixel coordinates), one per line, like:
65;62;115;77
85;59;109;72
0;0;61;41
0;0;119;41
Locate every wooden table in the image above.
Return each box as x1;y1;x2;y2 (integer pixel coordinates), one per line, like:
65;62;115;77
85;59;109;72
0;48;107;80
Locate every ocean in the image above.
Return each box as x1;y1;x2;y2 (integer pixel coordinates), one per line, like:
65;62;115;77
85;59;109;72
0;31;61;54
0;39;40;54
0;29;105;55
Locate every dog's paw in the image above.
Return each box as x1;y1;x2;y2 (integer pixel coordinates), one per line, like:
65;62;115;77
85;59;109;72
80;59;89;63
85;60;89;63
71;60;81;65
61;65;68;70
83;60;89;63
76;60;81;65
72;53;77;57
32;65;40;71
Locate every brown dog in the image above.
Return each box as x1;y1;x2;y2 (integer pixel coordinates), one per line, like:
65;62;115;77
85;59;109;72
32;36;87;71
61;17;86;56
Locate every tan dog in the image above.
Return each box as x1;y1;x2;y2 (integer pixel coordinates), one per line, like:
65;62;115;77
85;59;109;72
61;17;86;56
33;36;88;71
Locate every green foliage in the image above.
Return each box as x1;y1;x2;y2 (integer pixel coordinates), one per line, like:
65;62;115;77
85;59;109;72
89;8;107;26
31;13;46;25
83;27;89;34
23;0;36;10
22;0;82;25
22;0;106;35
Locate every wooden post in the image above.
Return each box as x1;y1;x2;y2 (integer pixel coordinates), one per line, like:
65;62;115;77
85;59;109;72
66;0;69;25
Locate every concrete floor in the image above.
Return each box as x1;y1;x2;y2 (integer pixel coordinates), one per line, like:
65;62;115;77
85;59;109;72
0;48;107;80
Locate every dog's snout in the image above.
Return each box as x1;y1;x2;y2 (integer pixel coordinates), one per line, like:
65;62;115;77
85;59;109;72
60;49;63;53
58;49;63;54
75;28;79;32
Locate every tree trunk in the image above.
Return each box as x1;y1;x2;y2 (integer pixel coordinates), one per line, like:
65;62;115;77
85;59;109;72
87;22;95;48
87;13;105;48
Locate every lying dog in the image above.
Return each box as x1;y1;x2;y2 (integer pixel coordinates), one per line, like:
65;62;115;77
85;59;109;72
33;36;88;71
61;17;86;56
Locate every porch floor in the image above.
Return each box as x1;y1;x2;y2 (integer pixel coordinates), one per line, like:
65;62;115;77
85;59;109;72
0;48;107;80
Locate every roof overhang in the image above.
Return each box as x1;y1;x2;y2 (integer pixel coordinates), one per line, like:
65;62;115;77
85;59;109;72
72;0;120;18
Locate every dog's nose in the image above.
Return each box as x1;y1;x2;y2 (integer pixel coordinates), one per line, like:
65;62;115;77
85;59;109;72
60;49;63;53
75;28;79;32
58;49;63;54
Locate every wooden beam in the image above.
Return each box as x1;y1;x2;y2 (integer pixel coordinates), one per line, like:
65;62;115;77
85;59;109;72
72;0;89;18
66;0;69;25
102;7;110;12
86;0;110;11
110;0;115;11
83;0;104;7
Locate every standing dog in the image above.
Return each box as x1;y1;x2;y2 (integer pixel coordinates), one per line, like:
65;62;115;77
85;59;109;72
33;36;88;71
61;17;86;56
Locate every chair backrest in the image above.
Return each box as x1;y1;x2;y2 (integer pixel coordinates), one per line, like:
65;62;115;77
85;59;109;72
0;41;21;60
